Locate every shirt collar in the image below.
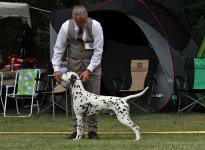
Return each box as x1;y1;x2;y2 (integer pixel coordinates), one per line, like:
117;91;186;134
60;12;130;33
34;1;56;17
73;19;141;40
73;21;84;33
73;21;78;33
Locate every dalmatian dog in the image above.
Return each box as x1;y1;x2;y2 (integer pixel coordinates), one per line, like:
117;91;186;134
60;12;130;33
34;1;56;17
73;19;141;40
62;71;149;141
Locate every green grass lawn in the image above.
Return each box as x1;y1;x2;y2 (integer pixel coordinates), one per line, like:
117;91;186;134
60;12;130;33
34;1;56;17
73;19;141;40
0;113;205;150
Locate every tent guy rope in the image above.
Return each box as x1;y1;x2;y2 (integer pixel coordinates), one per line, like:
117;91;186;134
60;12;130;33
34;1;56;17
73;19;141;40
30;6;51;13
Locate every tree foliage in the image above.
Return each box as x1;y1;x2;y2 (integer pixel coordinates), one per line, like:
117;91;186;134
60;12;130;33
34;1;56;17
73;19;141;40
180;0;205;43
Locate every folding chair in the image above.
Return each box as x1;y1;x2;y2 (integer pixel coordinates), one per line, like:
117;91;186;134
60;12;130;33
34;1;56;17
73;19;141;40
0;72;4;112
4;69;41;117
39;61;69;118
112;59;155;112
39;74;69;118
176;58;205;112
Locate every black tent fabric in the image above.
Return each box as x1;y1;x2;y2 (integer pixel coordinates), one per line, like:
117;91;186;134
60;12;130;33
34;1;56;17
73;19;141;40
49;0;198;112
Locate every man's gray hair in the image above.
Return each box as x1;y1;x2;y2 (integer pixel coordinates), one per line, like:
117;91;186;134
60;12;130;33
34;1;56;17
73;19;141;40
72;5;88;17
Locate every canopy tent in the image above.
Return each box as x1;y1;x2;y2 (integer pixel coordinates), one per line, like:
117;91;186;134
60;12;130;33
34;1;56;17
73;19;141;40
0;2;31;27
50;0;198;112
0;2;35;70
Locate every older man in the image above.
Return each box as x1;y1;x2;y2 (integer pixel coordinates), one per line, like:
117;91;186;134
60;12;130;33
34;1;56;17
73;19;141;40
52;5;104;139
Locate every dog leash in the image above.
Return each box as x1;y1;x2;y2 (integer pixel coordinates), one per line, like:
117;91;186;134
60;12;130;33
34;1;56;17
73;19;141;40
56;81;68;89
56;78;81;89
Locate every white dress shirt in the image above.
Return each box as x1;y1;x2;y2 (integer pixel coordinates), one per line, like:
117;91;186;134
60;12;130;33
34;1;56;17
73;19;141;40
52;19;104;72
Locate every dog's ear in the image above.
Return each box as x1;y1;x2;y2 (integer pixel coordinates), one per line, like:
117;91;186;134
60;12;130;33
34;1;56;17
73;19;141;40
70;74;77;87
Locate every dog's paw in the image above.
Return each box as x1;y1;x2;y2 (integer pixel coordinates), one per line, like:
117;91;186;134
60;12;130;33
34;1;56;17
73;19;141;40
135;133;141;141
73;136;82;141
72;134;83;141
73;138;81;141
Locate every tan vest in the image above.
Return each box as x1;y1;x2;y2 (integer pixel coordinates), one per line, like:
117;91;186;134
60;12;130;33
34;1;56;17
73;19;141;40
66;18;101;75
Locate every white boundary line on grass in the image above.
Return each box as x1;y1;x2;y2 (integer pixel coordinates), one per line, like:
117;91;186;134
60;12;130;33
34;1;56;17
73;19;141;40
0;131;205;135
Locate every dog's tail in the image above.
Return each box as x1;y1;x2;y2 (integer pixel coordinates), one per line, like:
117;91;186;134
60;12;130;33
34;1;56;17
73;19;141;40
123;86;149;102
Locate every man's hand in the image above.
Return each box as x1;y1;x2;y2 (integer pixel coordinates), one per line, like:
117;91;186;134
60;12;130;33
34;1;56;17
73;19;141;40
80;69;91;82
54;71;62;82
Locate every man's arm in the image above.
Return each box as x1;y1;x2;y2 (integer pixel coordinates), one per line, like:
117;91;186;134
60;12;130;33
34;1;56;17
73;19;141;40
86;20;104;72
52;21;69;82
52;21;69;72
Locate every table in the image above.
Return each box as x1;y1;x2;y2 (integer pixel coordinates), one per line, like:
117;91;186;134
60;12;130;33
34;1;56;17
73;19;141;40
0;68;16;85
0;68;47;85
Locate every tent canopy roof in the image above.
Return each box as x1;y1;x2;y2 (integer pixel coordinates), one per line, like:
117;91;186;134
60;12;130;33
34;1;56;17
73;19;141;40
0;2;31;27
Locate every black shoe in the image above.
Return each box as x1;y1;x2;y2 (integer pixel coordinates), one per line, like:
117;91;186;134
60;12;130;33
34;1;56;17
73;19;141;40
88;131;99;139
66;132;84;140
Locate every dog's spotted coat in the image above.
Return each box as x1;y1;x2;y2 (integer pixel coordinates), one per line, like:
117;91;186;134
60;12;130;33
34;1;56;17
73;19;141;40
62;72;148;141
